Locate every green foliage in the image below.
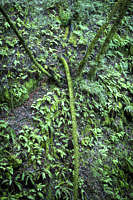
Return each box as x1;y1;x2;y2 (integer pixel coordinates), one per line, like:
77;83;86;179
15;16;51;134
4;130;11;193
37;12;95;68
59;6;72;26
0;114;73;199
90;137;133;200
25;78;37;92
76;65;133;199
0;0;133;199
0;88;74;199
0;120;17;195
0;81;29;109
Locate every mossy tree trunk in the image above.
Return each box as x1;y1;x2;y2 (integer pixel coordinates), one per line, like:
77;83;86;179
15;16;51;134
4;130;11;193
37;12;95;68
87;0;131;80
76;0;130;78
0;5;52;78
59;56;79;200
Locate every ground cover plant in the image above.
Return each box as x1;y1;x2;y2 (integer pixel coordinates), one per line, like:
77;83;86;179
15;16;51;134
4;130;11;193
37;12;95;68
0;0;133;199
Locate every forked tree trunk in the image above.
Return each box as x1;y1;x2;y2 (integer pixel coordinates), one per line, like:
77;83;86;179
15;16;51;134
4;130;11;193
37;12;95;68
87;0;131;80
76;0;131;78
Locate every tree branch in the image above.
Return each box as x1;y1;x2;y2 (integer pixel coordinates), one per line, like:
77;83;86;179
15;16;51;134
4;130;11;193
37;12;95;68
59;55;79;200
0;5;52;78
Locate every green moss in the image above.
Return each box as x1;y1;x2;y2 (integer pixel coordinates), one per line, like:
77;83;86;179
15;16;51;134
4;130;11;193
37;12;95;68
59;56;79;200
77;0;129;77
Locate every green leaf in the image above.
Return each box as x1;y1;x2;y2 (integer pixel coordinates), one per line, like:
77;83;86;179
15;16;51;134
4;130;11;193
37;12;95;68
0;120;8;128
28;195;34;200
38;192;44;198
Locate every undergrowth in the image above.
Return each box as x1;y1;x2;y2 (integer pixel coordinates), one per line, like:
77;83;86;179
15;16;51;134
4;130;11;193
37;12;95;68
0;0;133;199
0;65;133;199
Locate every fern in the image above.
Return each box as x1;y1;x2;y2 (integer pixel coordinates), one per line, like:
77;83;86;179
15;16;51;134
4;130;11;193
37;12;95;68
125;105;133;113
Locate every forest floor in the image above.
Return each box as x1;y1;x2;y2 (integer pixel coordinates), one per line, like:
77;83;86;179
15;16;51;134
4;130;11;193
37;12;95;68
1;84;49;133
0;1;133;200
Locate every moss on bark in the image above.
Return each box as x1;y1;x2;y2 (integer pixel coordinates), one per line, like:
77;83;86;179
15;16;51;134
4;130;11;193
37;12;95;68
88;0;131;80
77;0;126;77
0;5;51;78
59;56;79;200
